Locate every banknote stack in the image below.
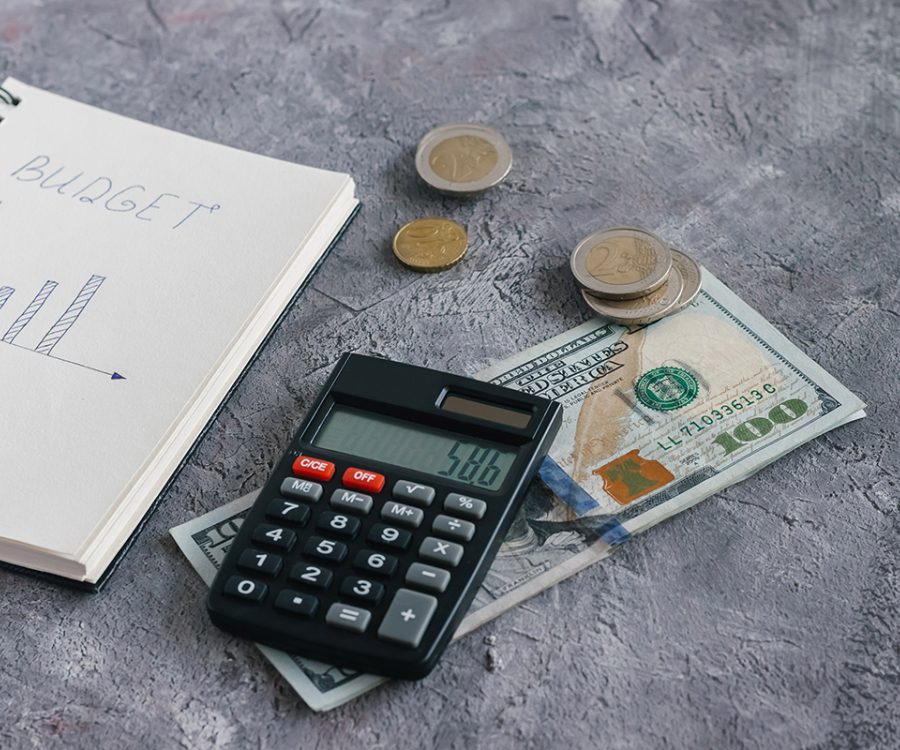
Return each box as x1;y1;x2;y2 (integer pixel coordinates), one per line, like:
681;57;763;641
572;226;703;325
171;267;864;711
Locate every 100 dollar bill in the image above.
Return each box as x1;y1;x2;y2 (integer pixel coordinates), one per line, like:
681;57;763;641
476;269;865;542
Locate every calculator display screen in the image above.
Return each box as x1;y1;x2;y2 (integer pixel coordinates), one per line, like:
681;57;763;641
312;406;517;491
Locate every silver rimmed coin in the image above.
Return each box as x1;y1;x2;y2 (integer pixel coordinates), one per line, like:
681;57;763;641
570;226;673;300
669;247;703;312
415;123;512;196
580;262;684;325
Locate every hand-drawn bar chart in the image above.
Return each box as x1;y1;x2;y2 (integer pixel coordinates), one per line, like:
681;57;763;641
0;274;124;379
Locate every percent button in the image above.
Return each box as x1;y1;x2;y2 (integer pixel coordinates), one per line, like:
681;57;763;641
443;493;486;520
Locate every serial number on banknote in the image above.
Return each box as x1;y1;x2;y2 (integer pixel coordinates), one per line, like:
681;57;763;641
657;383;810;455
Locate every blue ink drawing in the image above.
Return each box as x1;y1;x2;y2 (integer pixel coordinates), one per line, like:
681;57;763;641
0;274;125;380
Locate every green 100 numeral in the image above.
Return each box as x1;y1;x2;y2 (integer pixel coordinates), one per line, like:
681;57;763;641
712;398;809;455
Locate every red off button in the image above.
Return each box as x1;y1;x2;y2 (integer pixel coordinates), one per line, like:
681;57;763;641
343;467;385;493
292;456;335;481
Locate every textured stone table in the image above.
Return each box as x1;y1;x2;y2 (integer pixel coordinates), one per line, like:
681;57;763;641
2;1;898;748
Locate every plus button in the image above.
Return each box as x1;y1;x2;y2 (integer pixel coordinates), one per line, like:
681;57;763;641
401;609;416;622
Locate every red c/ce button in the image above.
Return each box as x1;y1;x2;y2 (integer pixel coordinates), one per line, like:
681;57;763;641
342;467;385;493
292;456;335;481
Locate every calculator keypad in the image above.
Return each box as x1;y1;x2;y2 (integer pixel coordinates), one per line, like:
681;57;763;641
228;461;486;652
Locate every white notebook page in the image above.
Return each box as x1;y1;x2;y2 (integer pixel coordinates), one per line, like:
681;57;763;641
0;78;355;576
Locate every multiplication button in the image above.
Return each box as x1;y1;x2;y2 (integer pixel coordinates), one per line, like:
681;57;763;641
418;536;464;568
377;589;438;649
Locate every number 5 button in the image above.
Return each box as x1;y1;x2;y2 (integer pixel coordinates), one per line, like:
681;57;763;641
418;536;464;567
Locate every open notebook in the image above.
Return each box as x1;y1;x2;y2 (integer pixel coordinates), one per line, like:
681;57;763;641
0;78;358;588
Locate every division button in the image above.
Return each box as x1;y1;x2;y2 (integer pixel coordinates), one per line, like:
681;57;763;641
292;456;335;482
237;549;283;577
266;498;311;525
418;536;464;568
330;488;374;515
377;589;438;649
432;514;475;543
223;576;267;603
381;501;424;529
279;478;323;503
325;603;372;634
274;590;318;618
444;493;487;520
392;480;435;507
342;467;385;493
405;563;451;594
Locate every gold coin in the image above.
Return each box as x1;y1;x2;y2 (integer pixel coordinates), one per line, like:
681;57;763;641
570;227;673;300
581;263;684;325
393;218;468;273
416;123;512;196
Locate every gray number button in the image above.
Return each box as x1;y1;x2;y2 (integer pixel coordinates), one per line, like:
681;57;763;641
432;514;475;542
392;480;435;507
405;563;451;594
418;536;464;568
377;589;438;649
444;493;487;520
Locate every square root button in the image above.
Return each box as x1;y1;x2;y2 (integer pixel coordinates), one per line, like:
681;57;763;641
377;589;438;649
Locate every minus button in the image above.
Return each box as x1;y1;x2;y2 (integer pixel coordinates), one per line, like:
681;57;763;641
405;563;451;594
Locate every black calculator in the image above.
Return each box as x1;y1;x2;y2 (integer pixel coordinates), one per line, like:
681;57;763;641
207;353;562;679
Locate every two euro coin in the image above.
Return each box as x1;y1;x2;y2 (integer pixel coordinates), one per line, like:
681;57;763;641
416;123;512;196
573;227;703;325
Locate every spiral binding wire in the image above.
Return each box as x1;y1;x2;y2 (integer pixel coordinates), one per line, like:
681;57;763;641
0;86;18;106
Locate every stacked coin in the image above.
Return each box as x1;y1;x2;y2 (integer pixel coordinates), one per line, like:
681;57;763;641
571;227;703;325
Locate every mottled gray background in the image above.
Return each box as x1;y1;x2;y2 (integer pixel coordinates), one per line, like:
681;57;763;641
1;1;898;748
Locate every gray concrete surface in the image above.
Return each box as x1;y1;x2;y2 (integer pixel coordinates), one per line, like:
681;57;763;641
1;1;899;748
